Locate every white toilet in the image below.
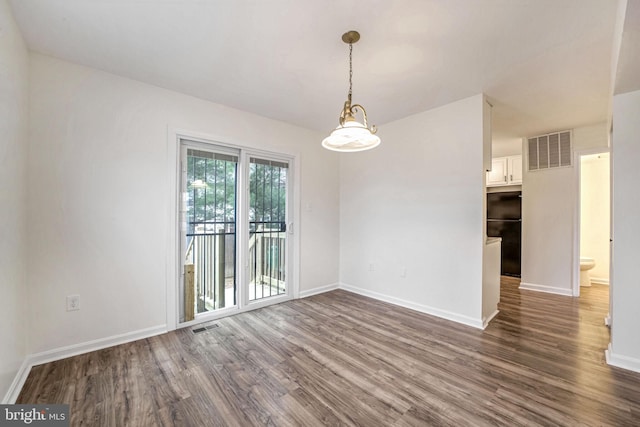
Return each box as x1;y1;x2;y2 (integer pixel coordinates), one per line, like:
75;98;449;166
580;257;596;287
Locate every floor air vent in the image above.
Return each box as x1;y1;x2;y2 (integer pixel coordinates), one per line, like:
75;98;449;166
527;130;571;171
192;323;220;334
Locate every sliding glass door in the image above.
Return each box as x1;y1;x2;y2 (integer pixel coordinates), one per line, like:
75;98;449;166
179;140;292;323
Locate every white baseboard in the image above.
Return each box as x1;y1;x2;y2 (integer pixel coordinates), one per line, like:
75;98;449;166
299;283;339;298
482;310;500;329
606;343;640;374
28;324;167;367
519;282;574;296
303;282;487;329
591;277;610;285
2;358;32;404
3;324;168;404
339;282;484;329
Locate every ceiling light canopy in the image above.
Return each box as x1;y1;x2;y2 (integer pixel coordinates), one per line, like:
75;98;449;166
322;31;380;153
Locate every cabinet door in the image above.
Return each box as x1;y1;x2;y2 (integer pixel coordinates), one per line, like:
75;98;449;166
508;155;522;184
487;158;508;186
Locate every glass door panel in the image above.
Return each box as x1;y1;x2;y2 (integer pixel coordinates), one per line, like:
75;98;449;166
248;157;288;301
182;147;238;318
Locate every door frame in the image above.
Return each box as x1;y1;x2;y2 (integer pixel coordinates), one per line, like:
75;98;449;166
166;128;301;331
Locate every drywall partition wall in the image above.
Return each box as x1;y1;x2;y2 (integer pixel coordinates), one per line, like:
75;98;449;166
580;153;610;283
609;89;640;372
339;94;485;327
0;0;29;402
27;53;339;355
492;138;522;158
521;123;608;295
521;165;574;295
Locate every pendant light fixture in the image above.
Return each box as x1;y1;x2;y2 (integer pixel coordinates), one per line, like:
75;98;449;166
322;30;380;152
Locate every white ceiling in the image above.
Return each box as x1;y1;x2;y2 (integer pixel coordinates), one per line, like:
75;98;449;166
9;0;624;144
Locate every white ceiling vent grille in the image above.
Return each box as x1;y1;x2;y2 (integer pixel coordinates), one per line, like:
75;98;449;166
527;130;571;171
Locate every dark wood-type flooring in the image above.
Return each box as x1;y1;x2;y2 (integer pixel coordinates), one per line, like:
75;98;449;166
18;278;640;426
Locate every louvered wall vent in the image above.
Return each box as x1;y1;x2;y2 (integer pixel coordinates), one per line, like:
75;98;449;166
527;130;572;171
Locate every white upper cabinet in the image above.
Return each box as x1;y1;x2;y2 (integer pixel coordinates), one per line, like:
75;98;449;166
508;155;522;185
487;157;508;186
486;155;522;186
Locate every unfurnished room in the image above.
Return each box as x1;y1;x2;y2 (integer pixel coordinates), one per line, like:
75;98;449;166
1;1;640;425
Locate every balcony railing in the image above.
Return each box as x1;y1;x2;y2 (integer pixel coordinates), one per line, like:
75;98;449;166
185;221;236;315
249;221;287;301
184;220;286;317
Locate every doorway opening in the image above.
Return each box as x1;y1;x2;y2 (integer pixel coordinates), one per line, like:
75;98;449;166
575;150;610;322
578;151;610;290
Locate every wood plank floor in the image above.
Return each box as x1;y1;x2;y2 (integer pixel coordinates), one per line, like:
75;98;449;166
18;278;640;426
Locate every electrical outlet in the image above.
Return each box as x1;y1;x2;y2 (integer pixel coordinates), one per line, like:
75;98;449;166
66;295;80;311
369;263;374;272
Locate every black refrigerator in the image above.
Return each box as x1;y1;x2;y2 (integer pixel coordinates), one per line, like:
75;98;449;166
487;191;521;277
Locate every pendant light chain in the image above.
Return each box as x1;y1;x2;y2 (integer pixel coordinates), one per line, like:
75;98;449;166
348;42;353;99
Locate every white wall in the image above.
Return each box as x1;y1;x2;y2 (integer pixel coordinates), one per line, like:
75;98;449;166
580;153;610;283
609;89;640;370
521;123;608;295
521;165;574;294
573;123;610;151
0;0;29;401
492;138;522;158
27;53;339;354
339;94;486;327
